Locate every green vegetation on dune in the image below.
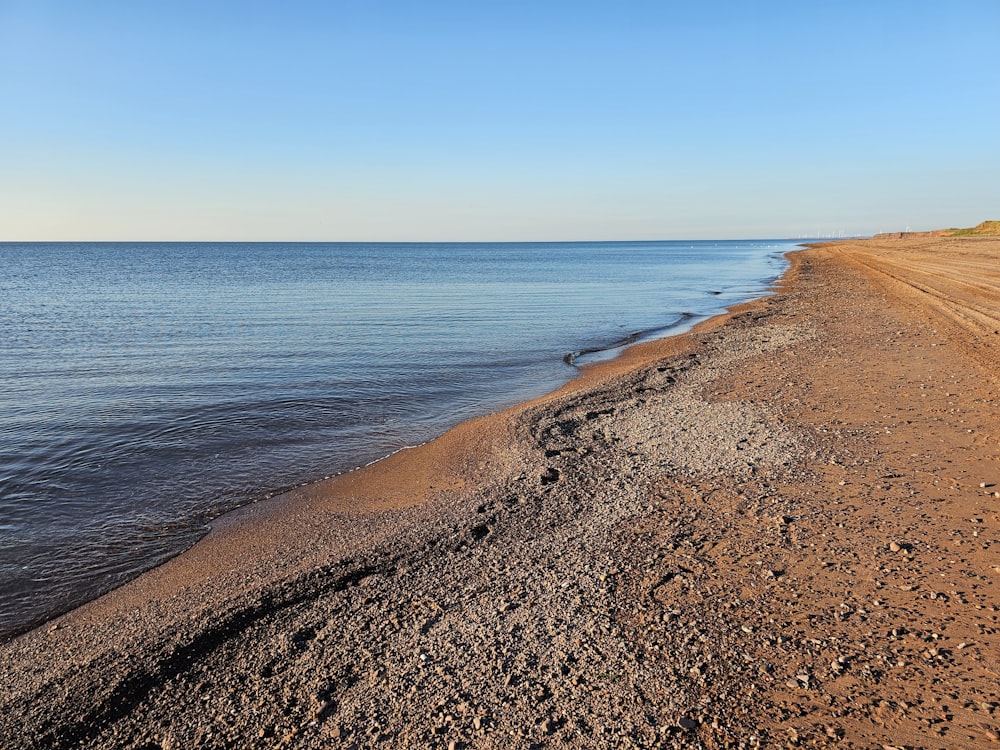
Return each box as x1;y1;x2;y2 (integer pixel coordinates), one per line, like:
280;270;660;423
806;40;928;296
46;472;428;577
946;220;1000;236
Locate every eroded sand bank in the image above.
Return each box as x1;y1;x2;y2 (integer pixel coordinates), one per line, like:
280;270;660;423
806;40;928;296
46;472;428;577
2;237;999;749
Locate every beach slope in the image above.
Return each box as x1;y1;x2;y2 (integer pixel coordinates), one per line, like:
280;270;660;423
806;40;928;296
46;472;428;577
2;236;999;748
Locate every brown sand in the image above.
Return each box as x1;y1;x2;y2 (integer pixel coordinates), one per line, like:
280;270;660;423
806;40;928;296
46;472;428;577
2;236;999;749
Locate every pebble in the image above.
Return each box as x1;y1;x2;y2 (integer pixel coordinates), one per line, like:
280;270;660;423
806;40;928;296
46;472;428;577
888;541;901;553
678;716;698;729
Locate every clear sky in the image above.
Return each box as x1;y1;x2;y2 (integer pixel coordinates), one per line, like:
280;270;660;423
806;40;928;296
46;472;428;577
1;0;998;241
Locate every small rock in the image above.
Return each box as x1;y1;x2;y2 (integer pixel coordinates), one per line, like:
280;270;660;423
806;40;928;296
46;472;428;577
678;716;698;729
473;717;481;731
889;541;901;553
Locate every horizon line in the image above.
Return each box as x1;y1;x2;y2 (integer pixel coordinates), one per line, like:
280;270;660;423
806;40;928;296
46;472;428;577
0;235;867;244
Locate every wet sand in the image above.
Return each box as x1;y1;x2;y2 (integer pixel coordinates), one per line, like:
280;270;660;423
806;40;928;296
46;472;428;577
2;236;999;748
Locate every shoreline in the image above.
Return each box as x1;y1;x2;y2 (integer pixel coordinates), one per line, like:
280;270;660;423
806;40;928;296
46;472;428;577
55;268;776;631
0;248;777;642
3;236;999;748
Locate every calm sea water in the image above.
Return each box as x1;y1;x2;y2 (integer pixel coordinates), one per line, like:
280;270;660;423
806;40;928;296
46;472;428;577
0;240;793;638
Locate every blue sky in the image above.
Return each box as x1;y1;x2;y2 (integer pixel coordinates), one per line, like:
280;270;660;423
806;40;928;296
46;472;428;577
1;1;998;240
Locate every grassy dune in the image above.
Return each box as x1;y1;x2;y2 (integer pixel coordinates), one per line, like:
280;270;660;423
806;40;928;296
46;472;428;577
946;219;1000;236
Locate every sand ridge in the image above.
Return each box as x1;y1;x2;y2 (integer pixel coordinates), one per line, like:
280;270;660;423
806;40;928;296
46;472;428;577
1;238;999;748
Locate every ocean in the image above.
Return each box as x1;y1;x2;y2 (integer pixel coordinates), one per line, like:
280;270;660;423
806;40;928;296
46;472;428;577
0;240;793;638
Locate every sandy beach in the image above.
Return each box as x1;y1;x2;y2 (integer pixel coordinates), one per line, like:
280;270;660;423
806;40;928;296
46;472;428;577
2;236;999;749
